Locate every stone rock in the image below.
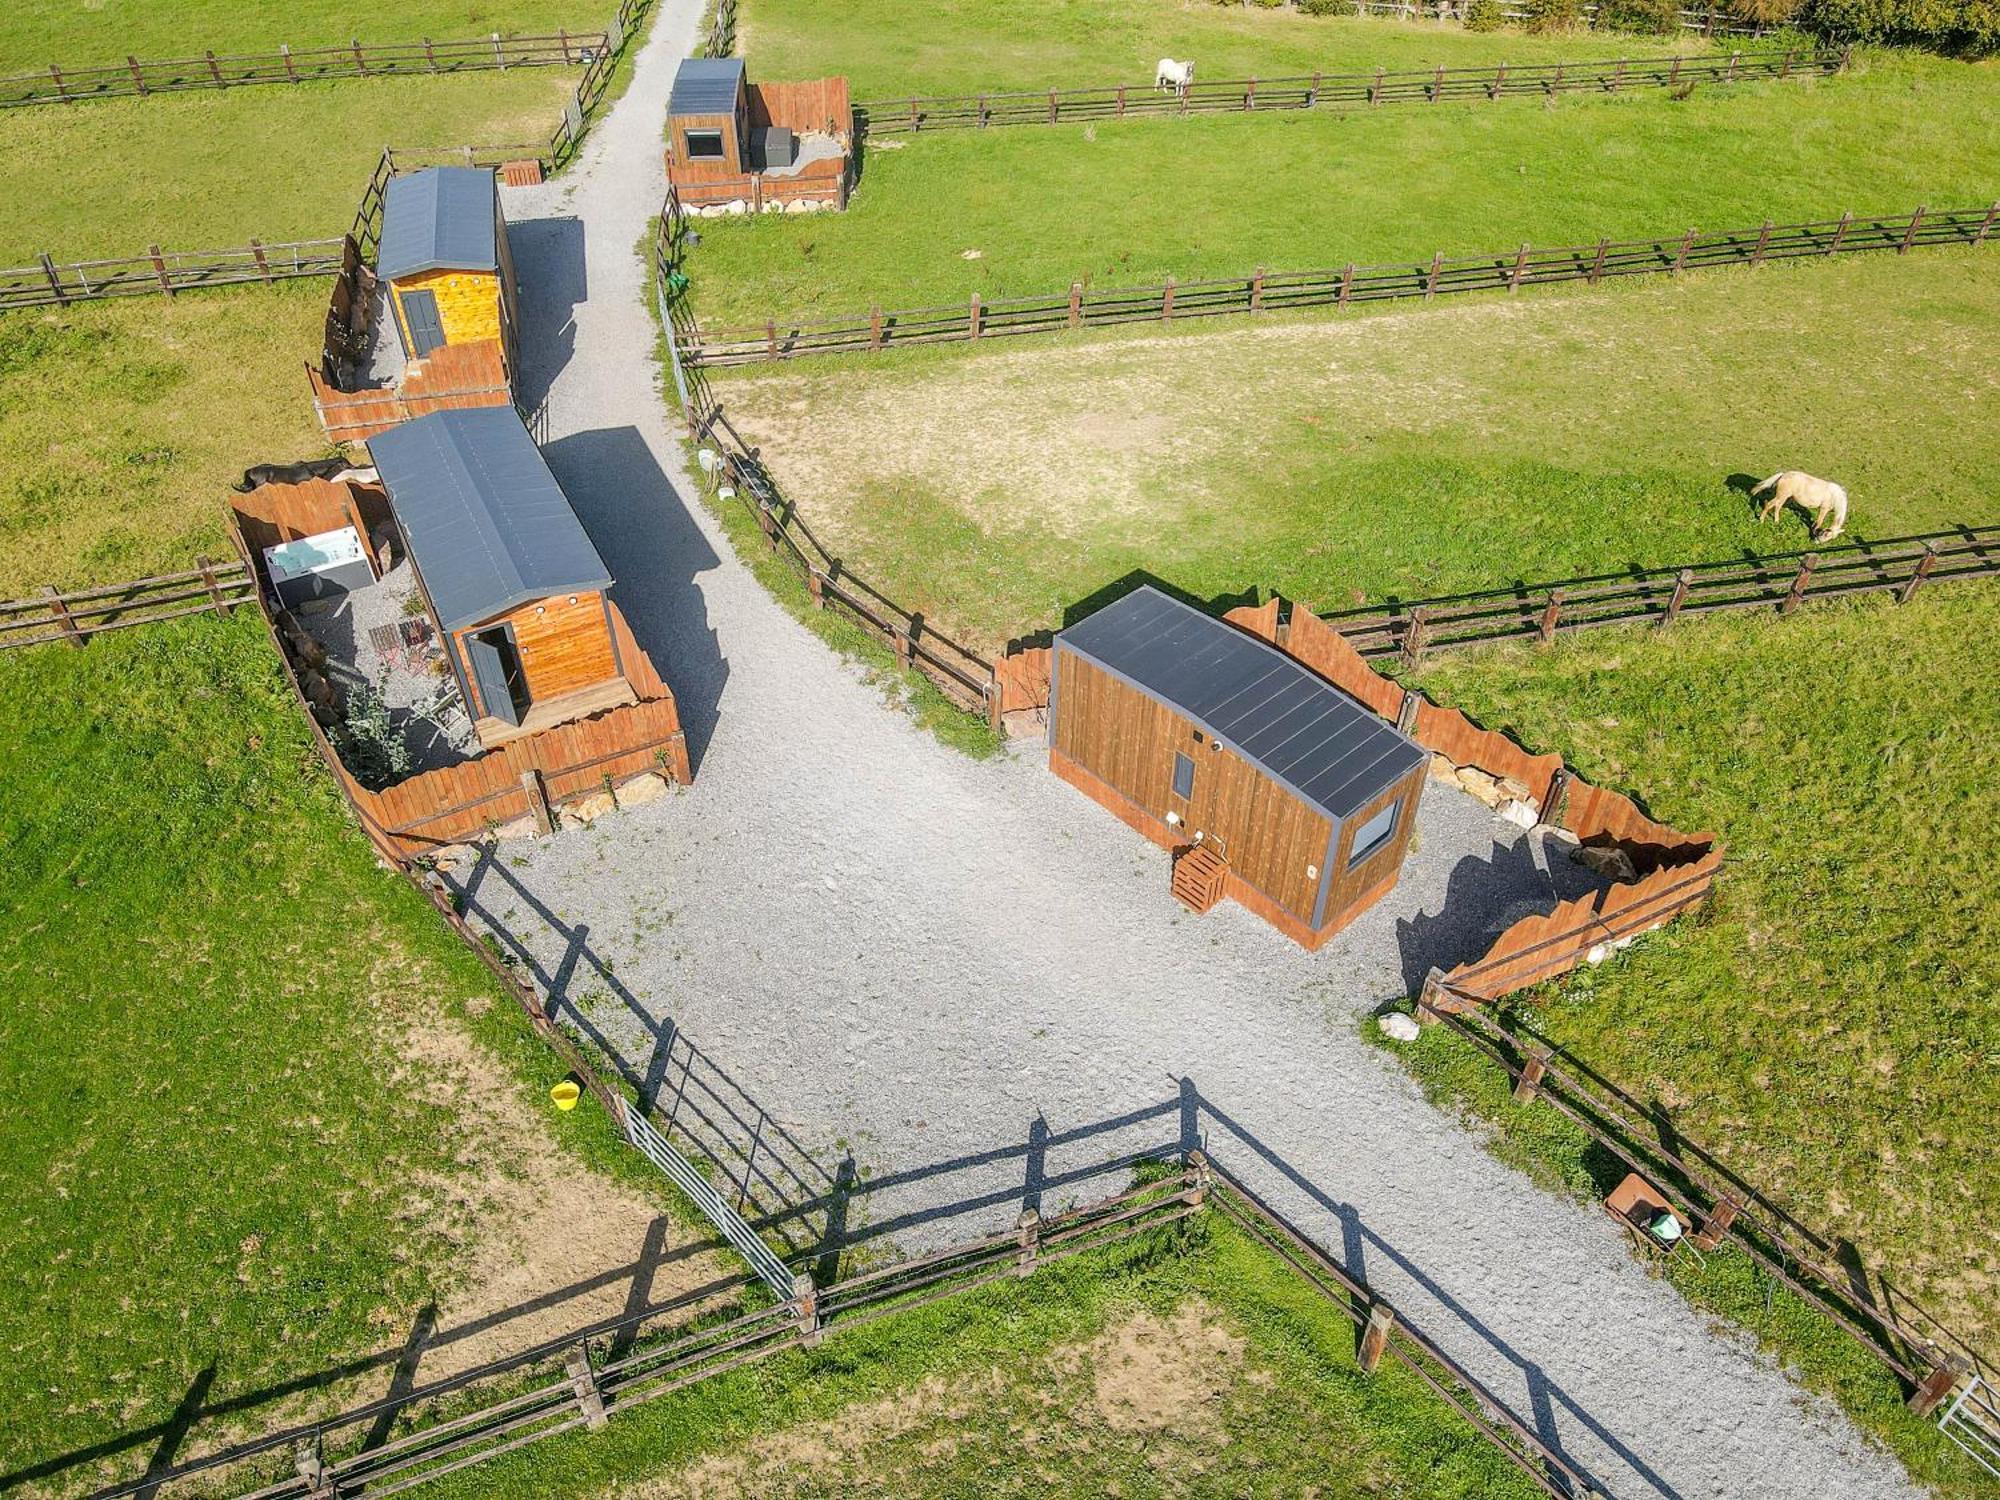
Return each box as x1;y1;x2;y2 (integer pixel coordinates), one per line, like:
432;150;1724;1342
1496;775;1532;802
1542;825;1581;847
961;248;984;260
1378;1012;1422;1043
429;842;482;869
1002;706;1049;740
560;790;618;829
492;815;539;840
1454;766;1505;807
617;771;671;808
1573;843;1638;882
1498;798;1539;830
1586;942;1612;965
1427;754;1460;784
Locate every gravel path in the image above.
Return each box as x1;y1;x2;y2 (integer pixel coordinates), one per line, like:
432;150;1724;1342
462;16;1918;1498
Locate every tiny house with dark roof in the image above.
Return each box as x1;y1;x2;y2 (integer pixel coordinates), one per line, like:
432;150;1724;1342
376;166;519;371
1049;587;1427;949
369;407;634;747
665;56;853;214
668;57;749;173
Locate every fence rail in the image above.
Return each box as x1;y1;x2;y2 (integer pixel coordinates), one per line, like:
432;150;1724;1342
684;202;1997;365
1410;989;1992;1421
704;0;739;59
0;561;250;649
1351;0;1770;30
0;237;347;311
0;31;603;109
854;45;1841;134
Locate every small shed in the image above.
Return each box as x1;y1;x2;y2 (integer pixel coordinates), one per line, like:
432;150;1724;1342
668;57;749;173
369;407;633;746
376;166;519;369
1049;587;1428;948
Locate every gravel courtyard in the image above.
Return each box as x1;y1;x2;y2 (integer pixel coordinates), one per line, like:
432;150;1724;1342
444;12;1925;1498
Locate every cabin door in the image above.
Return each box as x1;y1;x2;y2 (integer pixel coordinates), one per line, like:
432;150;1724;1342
466;625;531;726
399;288;447;359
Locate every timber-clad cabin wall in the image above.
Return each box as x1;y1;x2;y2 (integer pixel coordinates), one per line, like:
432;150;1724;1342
450;589;622;715
1048;586;1427;949
377;166;518;377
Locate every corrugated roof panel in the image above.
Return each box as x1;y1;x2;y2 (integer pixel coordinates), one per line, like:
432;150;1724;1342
376;167;499;281
369;407;613;632
1056;586;1424;819
669;56;745;115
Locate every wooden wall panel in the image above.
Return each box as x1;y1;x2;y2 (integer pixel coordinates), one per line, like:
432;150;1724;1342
995;646;1052;714
748;77;853;139
1412;697;1565;809
233;479;390;573
502;590;621;700
1224;598;1279;643
393;268;503;348
1323;762;1426;924
1564;778;1715;865
1286;607;1403;720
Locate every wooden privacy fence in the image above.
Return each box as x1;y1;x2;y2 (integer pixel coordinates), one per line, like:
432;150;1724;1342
1;31;603;109
683;202;1997;365
79;1151;1593;1500
1409;995;1992;1423
0;237;345;311
0;561;249;650
854;45;1842;133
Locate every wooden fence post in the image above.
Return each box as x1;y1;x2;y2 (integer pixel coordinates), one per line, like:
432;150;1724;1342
1778;46;1794;78
1357;1301;1395;1373
1338;262;1355;308
1187;1147;1212;1207
1413;966;1449;1026
1897;542;1938;603
566;1344;609;1429
37;253;67;305
148;245;173;297
969;293;982;340
1068;281;1083;328
197;557;232;615
559;27;573;63
1671;226;1696;274
424;37;439;71
806;568;826;608
1400;606;1430;668
1015;1206;1041;1277
1489;63;1507;100
1423;251;1443;299
1430;63;1444;102
1244;77;1256;111
352;39;368;75
1161;276;1175;321
1512;1043;1552;1104
281;43;297;82
765;319;778;359
249;239;272;282
205;49;225;87
1249;266;1264;313
793;1272;822;1346
1308;69;1321;108
521;769;555;835
1898;204;1926;254
1396;687;1421;736
1827;209;1852;255
43;586;83;647
1369;67;1384;105
1508;242;1530;293
493;31;507;68
1116;84;1125;117
1588;237;1609;284
1610;58;1626;91
1977;200;2000;244
1537;589;1563;643
1668;55;1681;87
1048;86;1058;123
894;628;913;669
127;55;148;94
1908;1359;1970;1419
1780;552;1817;613
986;676;1005;736
1543;766;1571;826
1689;1190;1745;1250
1751;220;1773;266
869;305;883;349
1660;567;1693;628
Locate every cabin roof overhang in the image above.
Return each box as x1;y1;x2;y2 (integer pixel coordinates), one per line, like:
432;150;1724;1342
377;166;501;282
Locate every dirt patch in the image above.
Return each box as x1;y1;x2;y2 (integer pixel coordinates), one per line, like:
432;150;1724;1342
1086;1301;1249;1439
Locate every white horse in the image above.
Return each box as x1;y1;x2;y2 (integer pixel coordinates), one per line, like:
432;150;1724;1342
1752;470;1848;541
1155;57;1194;94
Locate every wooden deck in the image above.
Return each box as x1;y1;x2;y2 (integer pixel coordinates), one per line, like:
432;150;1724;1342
474;676;638;746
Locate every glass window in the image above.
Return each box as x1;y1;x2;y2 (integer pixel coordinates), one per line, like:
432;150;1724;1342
1171;752;1195;800
1347;799;1401;867
685;129;726;159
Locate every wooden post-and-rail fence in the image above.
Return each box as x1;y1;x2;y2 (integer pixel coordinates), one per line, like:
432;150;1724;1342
854;45;1845;134
684;202;2000;365
0;561;250;650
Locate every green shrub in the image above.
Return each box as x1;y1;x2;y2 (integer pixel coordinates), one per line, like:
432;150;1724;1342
1804;0;2000;50
1522;0;1586;29
1464;0;1507;27
1298;0;1349;12
1596;0;1681;31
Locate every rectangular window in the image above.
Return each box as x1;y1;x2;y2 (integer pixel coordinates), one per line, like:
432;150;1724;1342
1347;799;1402;867
684;129;726;159
1171;752;1195;800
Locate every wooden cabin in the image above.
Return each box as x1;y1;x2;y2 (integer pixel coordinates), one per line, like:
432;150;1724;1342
368;407;635;748
376;166;518;373
665;57;852;214
667;57;750;174
1049;587;1428;949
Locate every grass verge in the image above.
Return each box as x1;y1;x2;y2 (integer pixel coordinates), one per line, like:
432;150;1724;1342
683;50;1995;325
0;282;333;597
709;246;2000;653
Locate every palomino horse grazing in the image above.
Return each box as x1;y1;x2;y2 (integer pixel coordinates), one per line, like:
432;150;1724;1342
1752;470;1848;542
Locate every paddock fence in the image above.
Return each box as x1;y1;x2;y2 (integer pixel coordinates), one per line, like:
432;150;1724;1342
683;201;1997;365
75;1150;1598;1500
1409;991;1994;1430
1345;0;1771;31
704;0;739;59
0;31;604;109
0;237;347;311
0;561;251;650
854;44;1840;134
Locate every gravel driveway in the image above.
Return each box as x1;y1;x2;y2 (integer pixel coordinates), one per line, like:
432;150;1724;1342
454;14;1920;1498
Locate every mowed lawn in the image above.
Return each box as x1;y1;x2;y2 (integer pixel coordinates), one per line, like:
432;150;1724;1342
0;0;604;73
709;247;2000;651
0;68;573;262
683;51;1995;325
0;617;671;1492
1402;585;2000;1366
739;0;1704;98
0;283;332;598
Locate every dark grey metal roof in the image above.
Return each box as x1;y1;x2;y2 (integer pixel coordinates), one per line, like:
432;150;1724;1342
1057;586;1424;820
376;167;498;282
669;56;744;115
369;407;612;633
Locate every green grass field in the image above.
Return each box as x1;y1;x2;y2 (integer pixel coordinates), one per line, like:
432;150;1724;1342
0;615;714;1495
683;51;1995;326
0;69;574;262
0;283;333;598
0;0;605;74
1393;585;2000;1493
740;0;1720;98
709;247;2000;652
